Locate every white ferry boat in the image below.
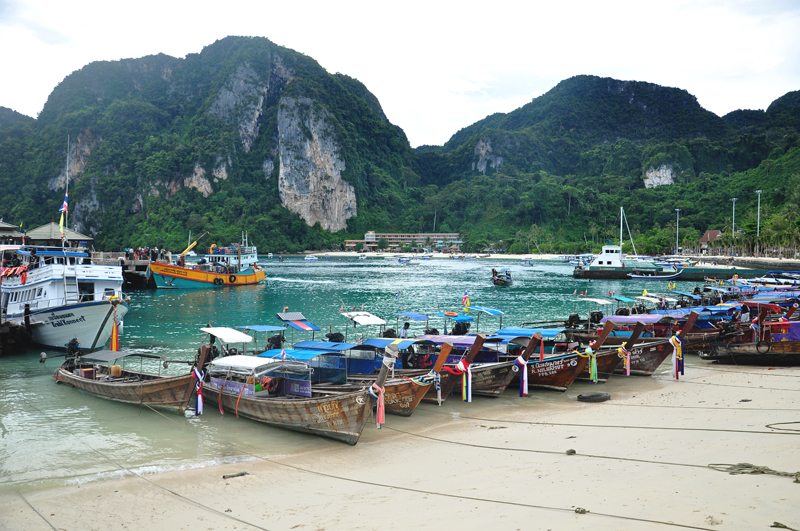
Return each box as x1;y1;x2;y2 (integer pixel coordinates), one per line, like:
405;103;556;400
1;246;128;350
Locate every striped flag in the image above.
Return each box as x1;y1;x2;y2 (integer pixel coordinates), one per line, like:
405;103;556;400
110;320;120;351
59;192;69;213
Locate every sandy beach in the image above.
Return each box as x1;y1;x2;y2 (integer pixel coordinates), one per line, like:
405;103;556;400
3;359;798;531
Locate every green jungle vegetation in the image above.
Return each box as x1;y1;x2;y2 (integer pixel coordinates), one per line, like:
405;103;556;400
1;37;799;256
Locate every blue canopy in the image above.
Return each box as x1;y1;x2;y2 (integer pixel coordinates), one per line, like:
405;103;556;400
464;306;505;316
258;348;332;361
494;327;565;338
293;340;357;351
671;291;702;300
396;312;430;321
17;249;88;257
238;325;287;332
356;338;426;350
434;312;474;323
276;312;321;332
611;296;636;303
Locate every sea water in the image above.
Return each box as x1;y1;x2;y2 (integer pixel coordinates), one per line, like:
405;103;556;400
0;257;685;494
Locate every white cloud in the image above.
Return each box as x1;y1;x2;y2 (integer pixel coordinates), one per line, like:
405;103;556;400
0;0;798;146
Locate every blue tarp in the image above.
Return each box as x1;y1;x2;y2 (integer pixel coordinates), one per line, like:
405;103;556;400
356;338;427;350
258;348;332;361
671;291;702;300
396;312;430;321
433;312;474;322
464;306;506;316
293;340;357;351
238;325;287;332
494;327;565;338
611;296;636;303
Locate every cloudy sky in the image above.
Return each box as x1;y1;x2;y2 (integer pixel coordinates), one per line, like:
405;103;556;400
1;0;798;147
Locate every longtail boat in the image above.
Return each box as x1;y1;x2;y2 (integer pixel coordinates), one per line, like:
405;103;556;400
316;342;454;416
522;321;615;391
200;327;393;445
701;318;800;366
576;321;644;382
48;343;209;413
472;333;540;397
610;312;699;376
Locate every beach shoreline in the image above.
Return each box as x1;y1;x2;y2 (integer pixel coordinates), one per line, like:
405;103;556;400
4;359;798;530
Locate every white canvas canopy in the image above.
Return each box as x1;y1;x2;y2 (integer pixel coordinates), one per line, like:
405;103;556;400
575;298;614;305
209;355;276;371
200;327;254;344
340;312;386;325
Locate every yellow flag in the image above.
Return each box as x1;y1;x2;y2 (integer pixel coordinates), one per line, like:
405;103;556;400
643;289;648;296
59;211;64;234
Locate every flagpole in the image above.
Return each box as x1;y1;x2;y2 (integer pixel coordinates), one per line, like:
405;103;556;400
65;135;69;249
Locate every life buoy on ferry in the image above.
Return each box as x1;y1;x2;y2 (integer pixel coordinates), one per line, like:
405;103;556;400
229;275;236;284
444;311;458;317
20;272;27;285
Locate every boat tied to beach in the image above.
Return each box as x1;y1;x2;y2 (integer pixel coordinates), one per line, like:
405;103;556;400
1;246;129;350
46;338;209;412
148;232;265;288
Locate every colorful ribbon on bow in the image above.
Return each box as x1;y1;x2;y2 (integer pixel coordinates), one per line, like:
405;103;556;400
669;333;684;379
411;370;442;404
617;346;631;376
512;355;528;397
578;346;597;383
192;367;204;415
444;360;472;402
749;321;759;343
368;382;386;428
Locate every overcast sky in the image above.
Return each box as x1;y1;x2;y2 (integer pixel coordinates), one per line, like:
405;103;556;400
1;0;799;147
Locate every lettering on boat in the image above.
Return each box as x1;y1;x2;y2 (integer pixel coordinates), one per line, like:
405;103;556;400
159;267;189;277
529;358;576;377
313;401;346;426
47;312;87;328
384;391;413;407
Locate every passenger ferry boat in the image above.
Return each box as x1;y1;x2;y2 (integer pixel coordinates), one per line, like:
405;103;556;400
0;246;128;350
148;235;265;288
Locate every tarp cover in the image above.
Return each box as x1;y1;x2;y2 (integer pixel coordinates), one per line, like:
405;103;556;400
293;341;358;351
414;335;504;348
433;312;474;323
341;311;387;325
396;312;430;321
259;348;334;361
200;327;254;344
464;306;505;316
238;325;287;332
210;355;276;371
575;298;614;305
611;296;636;303
494;327;565;338
356;338;430;350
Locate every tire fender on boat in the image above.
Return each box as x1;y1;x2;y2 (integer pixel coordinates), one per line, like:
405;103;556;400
756;341;771;354
229;275;236;284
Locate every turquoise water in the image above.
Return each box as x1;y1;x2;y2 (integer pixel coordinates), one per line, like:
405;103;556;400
0;257;689;493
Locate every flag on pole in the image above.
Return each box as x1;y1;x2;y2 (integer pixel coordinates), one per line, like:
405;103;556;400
643;289;649;296
280;349;287;360
573;289;577;296
59;192;68;213
462;290;469;306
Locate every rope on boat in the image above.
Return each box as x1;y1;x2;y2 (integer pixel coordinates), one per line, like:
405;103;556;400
708;463;800;483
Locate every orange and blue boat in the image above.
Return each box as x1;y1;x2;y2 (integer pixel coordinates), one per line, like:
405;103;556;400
149;234;265;289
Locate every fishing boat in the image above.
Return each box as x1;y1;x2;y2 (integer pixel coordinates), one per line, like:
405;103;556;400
199;327;393;444
700;319;800;365
607;312;699;375
627;268;682;281
1;246;129;351
575;322;644;382
492;268;513;286
304;255;319;261
149;232;265;288
48;341;209;412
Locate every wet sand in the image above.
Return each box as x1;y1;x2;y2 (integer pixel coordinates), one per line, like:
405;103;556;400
3;359;798;530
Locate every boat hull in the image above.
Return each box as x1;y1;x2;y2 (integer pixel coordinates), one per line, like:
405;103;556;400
575;349;624;383
202;384;373;445
9;301;128;351
54;366;195;411
149;262;265;288
700;341;800;366
511;352;588;391
471;361;518;397
611;340;672;376
317;377;430;417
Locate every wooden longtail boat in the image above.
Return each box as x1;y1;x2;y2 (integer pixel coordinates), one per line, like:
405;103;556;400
423;334;488;403
576;322;645;382
317;343;454;416
50;344;209;412
521;321;615;391
701;317;800;366
472;333;541;397
201;329;394;445
611;312;699;376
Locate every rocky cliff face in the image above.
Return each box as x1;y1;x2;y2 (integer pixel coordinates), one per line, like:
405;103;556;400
277;97;356;231
644;164;675;188
49;131;101;190
472;137;504;174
